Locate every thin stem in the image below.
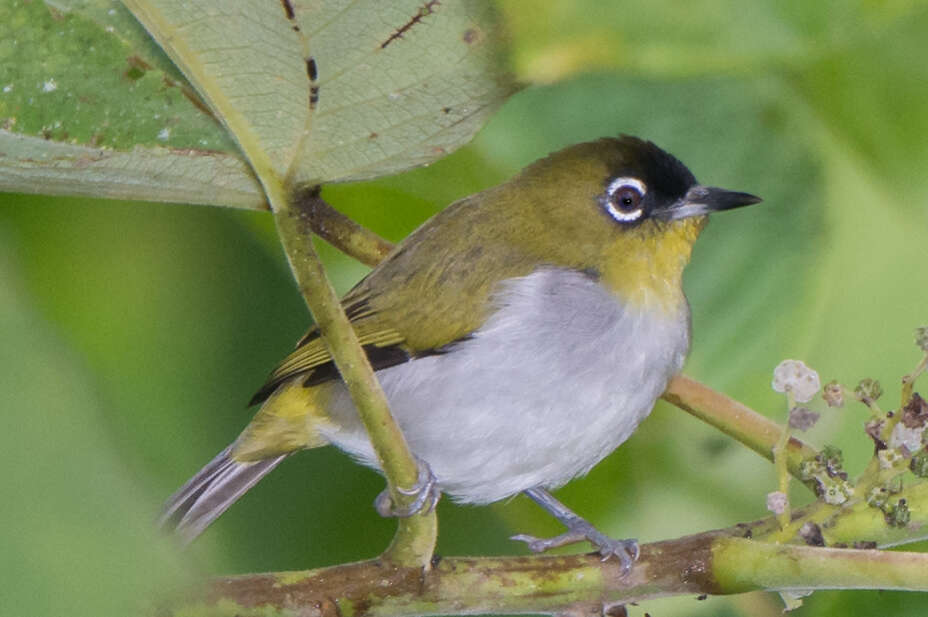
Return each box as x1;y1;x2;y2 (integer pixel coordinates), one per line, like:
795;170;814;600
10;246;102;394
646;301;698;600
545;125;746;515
662;376;819;491
713;537;928;594
852;458;882;502
272;183;436;568
292;185;396;267
768;499;829;545
902;352;928;408
771;393;795;529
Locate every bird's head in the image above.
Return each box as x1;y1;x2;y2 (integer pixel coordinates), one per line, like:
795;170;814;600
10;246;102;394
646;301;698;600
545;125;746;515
506;135;762;311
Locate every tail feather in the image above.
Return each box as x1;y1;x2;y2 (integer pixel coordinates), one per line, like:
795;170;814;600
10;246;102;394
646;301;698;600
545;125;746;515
159;446;287;545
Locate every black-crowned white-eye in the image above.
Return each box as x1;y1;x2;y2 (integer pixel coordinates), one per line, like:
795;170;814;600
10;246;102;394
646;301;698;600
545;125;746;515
160;135;761;573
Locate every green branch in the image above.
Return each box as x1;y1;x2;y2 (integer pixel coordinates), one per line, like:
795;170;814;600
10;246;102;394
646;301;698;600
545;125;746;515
713;538;928;594
271;180;436;568
292;185;396;267
164;481;928;617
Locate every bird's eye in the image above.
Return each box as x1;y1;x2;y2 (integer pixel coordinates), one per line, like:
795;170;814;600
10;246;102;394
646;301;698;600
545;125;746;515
602;177;646;224
615;186;641;210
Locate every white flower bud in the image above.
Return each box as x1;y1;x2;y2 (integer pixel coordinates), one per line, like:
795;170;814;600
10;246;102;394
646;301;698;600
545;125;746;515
766;491;788;514
772;360;821;403
890;423;924;454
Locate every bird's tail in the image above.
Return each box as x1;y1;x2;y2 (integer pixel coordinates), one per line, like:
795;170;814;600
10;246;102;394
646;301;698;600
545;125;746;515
159;445;288;545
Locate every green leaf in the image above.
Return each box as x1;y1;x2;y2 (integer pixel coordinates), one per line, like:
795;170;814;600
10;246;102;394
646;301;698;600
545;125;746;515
0;129;264;207
2;0;513;206
122;0;515;188
0;0;265;206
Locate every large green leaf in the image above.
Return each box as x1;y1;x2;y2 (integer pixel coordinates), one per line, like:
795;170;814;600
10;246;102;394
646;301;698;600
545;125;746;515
122;0;514;190
0;129;264;207
0;0;264;207
0;0;513;206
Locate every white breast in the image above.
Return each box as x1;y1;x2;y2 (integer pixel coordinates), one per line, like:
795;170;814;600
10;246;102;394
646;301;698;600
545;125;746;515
320;268;691;504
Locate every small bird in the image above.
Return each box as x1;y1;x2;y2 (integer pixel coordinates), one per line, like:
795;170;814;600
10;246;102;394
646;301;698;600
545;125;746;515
161;136;760;570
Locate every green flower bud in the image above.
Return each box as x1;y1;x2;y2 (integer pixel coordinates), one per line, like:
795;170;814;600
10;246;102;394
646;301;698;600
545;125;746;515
915;326;928;353
910;451;928;477
885;499;911;528
855;378;883;402
822;380;845;408
866;487;890;509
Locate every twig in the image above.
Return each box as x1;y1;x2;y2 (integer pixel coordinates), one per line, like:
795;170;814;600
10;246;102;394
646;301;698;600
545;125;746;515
771;392;795;528
274;186;436;567
292;185;395;267
902;352;928;409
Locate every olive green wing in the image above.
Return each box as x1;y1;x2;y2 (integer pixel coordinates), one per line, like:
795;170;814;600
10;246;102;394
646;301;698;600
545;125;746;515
246;251;506;407
248;297;412;406
249;190;543;407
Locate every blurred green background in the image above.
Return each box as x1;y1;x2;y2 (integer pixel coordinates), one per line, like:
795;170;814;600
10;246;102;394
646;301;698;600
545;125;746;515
3;1;928;616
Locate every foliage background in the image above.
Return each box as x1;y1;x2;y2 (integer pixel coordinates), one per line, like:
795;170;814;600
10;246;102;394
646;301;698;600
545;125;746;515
2;1;928;616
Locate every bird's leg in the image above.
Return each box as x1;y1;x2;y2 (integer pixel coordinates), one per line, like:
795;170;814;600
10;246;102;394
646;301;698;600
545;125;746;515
373;456;441;517
511;487;639;575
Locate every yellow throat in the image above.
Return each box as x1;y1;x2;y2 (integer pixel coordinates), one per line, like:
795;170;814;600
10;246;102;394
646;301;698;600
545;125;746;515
599;216;707;314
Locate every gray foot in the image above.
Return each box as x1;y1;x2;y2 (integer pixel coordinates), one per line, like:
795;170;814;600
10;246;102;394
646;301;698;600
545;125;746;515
374;456;441;518
514;487;639;575
511;519;639;573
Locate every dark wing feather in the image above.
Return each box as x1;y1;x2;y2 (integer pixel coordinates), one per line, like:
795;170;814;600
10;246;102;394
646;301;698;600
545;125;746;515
250;191;515;407
249;315;469;407
249;337;410;406
249;287;411;406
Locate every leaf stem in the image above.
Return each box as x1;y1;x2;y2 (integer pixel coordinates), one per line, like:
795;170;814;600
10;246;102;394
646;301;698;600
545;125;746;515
902;352;928;409
292;185;396;267
771;393;795;529
272;181;436;568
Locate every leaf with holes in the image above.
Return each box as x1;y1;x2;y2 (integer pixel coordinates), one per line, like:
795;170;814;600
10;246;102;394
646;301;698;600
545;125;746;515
121;0;515;193
1;0;513;207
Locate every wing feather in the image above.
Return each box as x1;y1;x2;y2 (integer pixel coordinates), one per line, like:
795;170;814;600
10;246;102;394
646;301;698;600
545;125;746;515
249;291;408;405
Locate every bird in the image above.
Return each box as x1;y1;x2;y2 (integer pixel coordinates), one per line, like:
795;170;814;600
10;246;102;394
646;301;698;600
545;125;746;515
160;135;761;571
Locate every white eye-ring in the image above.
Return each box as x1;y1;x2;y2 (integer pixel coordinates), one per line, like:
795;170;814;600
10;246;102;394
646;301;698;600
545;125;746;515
602;177;646;223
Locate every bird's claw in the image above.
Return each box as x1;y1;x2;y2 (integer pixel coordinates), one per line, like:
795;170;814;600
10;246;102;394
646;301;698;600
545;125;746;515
510;531;585;553
511;520;639;575
374;456;441;518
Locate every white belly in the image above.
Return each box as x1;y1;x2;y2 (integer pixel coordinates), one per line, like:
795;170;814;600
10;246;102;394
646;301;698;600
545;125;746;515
320;268;690;504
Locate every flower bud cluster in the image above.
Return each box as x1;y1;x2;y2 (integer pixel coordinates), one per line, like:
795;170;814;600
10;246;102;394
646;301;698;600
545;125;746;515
799;446;853;505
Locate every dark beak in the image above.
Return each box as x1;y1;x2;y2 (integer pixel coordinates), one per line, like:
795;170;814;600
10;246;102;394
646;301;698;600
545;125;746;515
656;186;762;221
